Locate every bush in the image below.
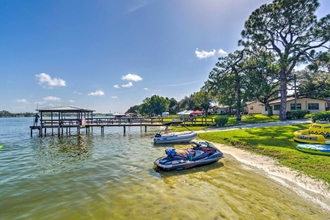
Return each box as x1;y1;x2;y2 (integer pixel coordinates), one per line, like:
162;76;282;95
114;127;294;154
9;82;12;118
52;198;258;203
311;111;330;122
286;110;308;120
214;116;229;126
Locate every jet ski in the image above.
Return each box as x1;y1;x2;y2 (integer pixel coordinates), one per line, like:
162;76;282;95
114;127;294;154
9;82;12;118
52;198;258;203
154;141;224;171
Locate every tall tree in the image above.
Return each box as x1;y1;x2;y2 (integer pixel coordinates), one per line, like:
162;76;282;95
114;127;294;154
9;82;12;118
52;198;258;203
125;105;140;114
138;95;170;117
177;96;195;111
243;48;281;116
167;97;178;114
239;0;330;120
295;68;330;99
191;90;213;117
206;50;248;120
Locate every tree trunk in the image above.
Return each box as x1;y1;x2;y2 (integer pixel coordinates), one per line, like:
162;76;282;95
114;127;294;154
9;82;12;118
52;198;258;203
279;71;287;121
235;71;241;121
266;102;273;116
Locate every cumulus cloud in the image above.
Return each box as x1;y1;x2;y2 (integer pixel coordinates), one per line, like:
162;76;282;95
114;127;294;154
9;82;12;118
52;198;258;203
121;73;142;81
43;96;61;101
218;49;228;57
69;100;75;103
36;73;66;87
112;96;118;99
16;99;28;104
195;49;216;59
195;48;228;59
144;88;148;90
88;90;105;96
122;82;133;88
114;85;120;89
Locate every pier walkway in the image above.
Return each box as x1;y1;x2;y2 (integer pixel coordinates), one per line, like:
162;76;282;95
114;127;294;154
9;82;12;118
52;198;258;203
29;106;214;137
30;116;214;137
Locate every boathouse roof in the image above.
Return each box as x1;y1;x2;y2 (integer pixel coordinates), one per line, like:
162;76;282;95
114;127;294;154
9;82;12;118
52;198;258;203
36;106;95;113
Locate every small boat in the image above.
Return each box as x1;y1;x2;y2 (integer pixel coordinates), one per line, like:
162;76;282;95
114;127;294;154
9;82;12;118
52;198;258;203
154;141;224;171
293;121;330;145
296;144;330;156
154;121;198;144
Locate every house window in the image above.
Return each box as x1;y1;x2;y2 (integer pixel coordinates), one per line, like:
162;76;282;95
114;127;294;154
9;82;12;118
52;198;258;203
308;103;319;110
290;103;301;110
274;105;280;110
250;106;253;110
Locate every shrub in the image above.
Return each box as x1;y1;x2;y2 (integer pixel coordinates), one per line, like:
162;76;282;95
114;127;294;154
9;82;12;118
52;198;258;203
286;110;308;120
214;116;229;126
311;111;330;122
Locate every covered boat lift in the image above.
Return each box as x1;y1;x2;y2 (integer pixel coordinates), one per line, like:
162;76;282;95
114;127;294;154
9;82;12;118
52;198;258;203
30;106;95;137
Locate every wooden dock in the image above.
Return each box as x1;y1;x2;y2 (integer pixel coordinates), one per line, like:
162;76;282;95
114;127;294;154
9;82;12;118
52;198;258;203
30;117;214;137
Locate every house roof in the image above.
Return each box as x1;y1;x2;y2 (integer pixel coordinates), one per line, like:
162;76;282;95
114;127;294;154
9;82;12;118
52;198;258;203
269;97;325;105
245;101;260;105
37;106;95;113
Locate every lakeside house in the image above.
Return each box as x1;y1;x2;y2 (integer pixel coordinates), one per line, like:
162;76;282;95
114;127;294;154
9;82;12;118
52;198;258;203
245;101;263;114
210;105;231;114
261;97;327;115
211;97;327;116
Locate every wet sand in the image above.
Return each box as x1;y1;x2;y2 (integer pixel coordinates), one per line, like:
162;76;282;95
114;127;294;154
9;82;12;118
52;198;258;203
213;143;330;213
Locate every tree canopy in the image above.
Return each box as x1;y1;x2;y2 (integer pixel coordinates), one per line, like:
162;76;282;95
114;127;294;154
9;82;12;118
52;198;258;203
239;0;330;120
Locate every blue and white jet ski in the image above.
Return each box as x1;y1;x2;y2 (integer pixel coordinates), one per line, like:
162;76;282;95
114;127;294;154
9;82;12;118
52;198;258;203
154;141;224;171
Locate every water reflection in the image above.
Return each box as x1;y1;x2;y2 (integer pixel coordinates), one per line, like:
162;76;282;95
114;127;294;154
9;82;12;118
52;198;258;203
33;135;93;174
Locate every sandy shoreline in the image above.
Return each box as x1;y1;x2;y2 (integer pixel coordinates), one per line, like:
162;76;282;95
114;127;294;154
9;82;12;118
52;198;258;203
213;143;330;212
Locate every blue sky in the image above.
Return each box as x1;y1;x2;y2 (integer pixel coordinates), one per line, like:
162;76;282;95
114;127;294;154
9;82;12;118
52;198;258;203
1;0;329;114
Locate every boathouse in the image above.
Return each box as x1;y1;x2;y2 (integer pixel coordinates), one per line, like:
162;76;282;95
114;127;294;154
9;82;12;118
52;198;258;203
30;106;95;137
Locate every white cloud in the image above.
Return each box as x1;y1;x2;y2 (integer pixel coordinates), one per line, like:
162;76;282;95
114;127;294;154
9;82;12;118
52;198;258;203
73;91;82;95
16;99;28;104
195;49;216;59
195;48;228;59
114;85;120;89
144;88;148;90
122;82;133;88
69;100;75;103
218;49;228;57
112;96;118;99
36;73;66;87
43;96;61;101
88;90;105;96
121;73;142;81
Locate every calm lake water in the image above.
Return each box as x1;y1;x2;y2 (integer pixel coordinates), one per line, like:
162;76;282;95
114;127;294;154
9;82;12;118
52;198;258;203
0;117;329;219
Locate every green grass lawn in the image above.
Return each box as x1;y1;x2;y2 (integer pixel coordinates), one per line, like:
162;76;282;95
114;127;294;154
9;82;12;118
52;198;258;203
163;114;330;184
197;124;330;185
